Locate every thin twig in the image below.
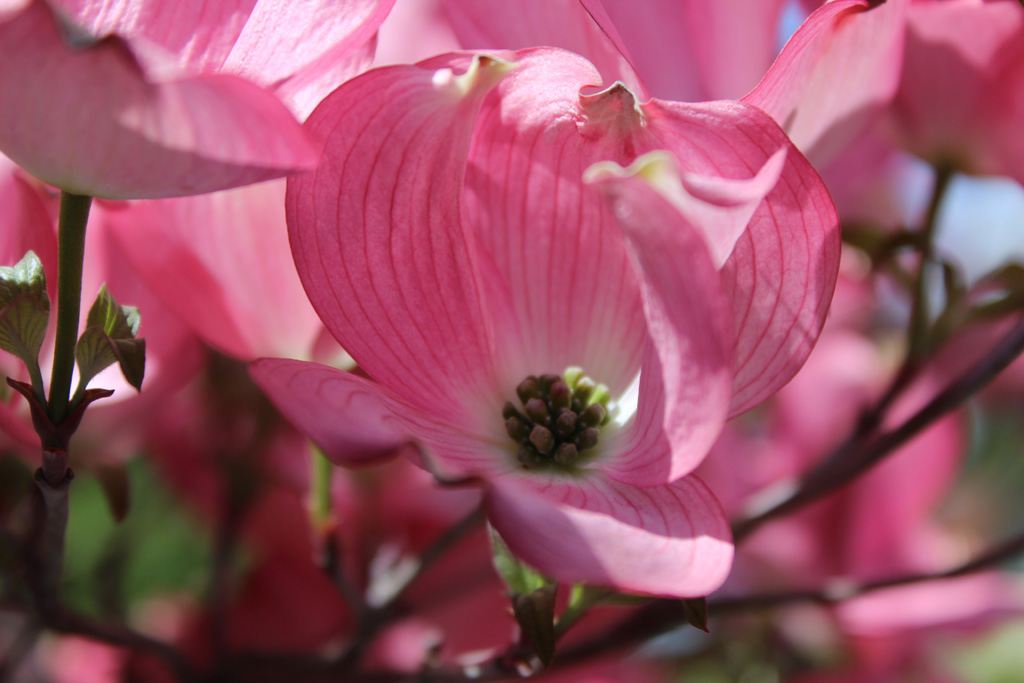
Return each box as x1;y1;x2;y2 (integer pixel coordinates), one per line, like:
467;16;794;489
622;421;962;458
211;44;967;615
39;607;200;682
713;526;1024;614
557;525;1024;667
0;618;40;680
366;503;486;611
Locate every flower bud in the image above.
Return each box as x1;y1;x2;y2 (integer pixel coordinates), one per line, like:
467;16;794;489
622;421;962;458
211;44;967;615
574;377;596;404
538;373;560;392
563;366;584;389
517;445;543;468
516;377;539;404
505;416;531;442
580;403;606;428
525;397;550;424
550;380;571;412
576;427;599;450
555;409;577;436
554;443;579;465
589;383;611;408
529;425;555;454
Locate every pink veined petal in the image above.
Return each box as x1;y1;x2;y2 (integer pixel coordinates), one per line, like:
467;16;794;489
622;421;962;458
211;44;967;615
441;0;647;97
464;49;838;423
486;473;733;598
0;1;316;199
50;0;394;106
250;358;515;478
659;147;787;268
636;99;839;417
744;0;907;166
586;154;733;486
463;50;648;398
287;54;516;425
104;180;324;361
600;0;789;102
249;358;411;468
50;0;395;119
50;0;263;70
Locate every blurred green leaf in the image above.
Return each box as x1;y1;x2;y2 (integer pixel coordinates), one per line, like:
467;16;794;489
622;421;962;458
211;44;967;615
489;525;550;595
682;596;710;633
63;458;211;616
511;585;557;669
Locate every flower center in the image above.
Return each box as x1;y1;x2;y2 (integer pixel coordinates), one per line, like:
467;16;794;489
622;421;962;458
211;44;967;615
503;367;610;470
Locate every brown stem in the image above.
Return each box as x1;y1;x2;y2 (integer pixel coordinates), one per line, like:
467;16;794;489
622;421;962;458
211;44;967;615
733;313;1024;542
28;468;73;607
39;607;199;682
713;527;1024;614
557;526;1024;667
0;618;40;680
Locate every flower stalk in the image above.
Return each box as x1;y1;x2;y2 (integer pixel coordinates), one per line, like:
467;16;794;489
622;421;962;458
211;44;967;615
48;191;92;425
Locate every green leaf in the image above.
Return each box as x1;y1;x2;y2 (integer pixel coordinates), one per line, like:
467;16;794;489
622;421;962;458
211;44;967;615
682;596;710;633
511;585;558;669
91;462;131;523
75;285;145;392
0;251;50;370
489;525;549;595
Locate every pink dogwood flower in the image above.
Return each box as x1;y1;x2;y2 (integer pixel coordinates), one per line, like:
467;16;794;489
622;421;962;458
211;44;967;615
0;0;395;198
252;49;838;597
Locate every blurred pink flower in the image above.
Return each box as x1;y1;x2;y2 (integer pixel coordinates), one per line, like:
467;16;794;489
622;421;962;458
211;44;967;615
0;0;395;198
100;179;332;361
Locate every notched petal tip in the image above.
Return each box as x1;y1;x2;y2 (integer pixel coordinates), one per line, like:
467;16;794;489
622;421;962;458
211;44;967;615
583;150;679;191
578;80;645;137
431;53;518;97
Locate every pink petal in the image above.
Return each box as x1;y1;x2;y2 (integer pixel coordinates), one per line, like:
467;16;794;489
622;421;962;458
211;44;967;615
0;155;58;293
600;0;789;101
463;51;648;396
288;54;516;424
51;0;395;118
893;0;1024;180
585;153;733;486
0;1;317;199
487;473;733;598
104;180;324;360
626;97;839;417
744;0;906;165
250;358;514;478
249;358;410;468
837;573;1023;635
220;0;398;119
372;0;462;67
441;0;647;97
468;49;838;423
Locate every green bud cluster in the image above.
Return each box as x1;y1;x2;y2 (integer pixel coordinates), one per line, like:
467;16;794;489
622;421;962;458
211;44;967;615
503;367;610;470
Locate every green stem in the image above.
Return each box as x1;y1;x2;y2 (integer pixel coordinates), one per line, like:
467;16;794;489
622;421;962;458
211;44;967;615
908;166;953;358
555;586;608;638
310;447;333;529
48;192;92;424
